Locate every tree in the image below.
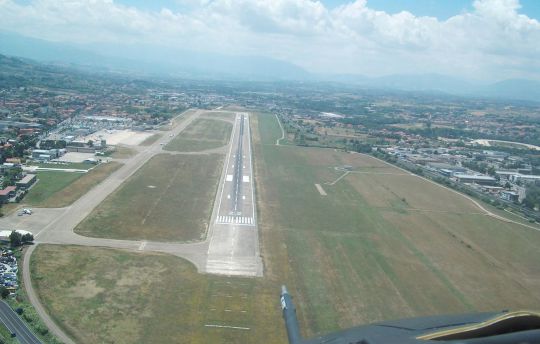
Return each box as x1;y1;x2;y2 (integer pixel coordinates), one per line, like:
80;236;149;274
21;233;34;243
523;185;540;211
0;286;9;299
87;139;94;147
9;231;22;247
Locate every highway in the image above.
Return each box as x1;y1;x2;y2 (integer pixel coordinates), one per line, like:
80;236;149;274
0;301;42;344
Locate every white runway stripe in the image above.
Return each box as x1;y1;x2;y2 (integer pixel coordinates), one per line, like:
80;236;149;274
216;216;255;225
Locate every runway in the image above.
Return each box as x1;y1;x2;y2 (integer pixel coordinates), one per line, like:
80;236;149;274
205;113;262;276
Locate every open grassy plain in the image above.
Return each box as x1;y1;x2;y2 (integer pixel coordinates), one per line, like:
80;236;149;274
24;162;122;208
31;245;282;344
30;112;540;343
74;154;223;242
252;113;540;337
164;118;232;152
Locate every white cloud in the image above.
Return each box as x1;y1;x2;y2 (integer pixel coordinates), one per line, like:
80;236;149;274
0;0;539;80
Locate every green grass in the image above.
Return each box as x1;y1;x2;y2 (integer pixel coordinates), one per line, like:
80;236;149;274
0;322;17;344
24;173;84;205
256;112;282;145
23;162;122;208
75;154;223;242
164;118;232;152
251;113;540;336
30;245;284;344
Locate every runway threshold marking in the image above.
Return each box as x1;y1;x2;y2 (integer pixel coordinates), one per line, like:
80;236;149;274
216;216;254;225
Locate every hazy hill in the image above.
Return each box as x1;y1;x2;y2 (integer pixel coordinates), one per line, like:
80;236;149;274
1;31;539;102
0;31;308;81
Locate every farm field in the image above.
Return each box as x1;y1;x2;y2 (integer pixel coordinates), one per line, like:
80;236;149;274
30;245;283;344
74;154;223;242
24;162;122;208
164;118;232;152
31;112;540;343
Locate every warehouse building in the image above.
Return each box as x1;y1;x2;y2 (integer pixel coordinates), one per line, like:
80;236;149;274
454;174;498;186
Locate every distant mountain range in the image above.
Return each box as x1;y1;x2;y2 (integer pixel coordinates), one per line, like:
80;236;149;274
1;31;539;102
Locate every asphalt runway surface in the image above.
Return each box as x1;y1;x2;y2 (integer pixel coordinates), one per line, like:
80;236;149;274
206;113;262;276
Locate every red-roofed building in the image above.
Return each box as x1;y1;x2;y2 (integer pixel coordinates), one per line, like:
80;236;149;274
0;186;17;203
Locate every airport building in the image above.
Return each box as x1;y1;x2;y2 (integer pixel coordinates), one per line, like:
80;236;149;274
16;174;36;190
0;186;17;203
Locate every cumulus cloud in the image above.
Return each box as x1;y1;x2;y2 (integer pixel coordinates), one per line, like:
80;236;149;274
0;0;539;80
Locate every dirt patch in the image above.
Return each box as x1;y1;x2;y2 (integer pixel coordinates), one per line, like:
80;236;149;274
68;279;105;299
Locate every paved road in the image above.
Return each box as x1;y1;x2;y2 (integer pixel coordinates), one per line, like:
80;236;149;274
206;113;262;276
0;300;41;344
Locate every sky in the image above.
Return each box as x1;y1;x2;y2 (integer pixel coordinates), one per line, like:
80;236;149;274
1;0;540;81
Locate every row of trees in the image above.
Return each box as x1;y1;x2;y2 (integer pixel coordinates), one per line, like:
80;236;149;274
9;230;33;247
523;185;540;211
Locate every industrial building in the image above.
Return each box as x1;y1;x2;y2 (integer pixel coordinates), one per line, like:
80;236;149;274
510;174;540;184
454;174;498;186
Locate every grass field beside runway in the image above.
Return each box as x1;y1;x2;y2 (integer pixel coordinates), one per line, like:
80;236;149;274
31;245;283;344
23;162;122;208
74;154;223;242
30;112;540;343
252;113;540;337
201;112;236;121
164;118;232;152
139;133;162;146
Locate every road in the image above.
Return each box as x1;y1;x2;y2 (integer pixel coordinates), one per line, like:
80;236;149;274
0;300;41;344
206;113;262;276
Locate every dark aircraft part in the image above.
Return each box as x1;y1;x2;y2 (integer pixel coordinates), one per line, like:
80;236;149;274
280;285;540;344
281;285;302;344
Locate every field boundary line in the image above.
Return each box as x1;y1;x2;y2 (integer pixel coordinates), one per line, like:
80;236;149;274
275;114;285;146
